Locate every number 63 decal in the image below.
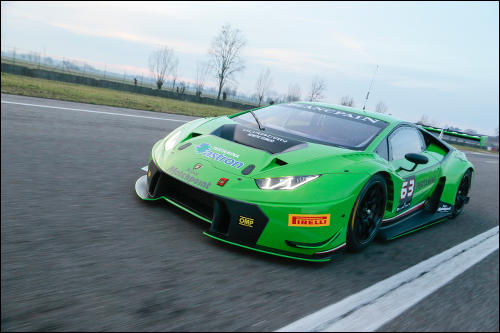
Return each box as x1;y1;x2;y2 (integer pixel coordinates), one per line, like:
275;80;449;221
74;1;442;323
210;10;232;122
400;178;415;199
397;175;416;212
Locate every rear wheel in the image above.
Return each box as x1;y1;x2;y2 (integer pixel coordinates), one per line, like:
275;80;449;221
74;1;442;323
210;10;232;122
347;174;387;252
451;169;472;218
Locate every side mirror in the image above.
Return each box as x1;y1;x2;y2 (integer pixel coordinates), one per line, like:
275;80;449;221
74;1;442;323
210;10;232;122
405;153;428;165
398;153;428;172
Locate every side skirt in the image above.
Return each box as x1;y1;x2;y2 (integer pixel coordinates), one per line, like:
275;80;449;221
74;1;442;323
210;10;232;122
377;202;453;240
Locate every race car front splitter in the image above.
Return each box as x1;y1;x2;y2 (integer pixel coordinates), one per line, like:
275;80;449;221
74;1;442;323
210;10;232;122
135;160;336;262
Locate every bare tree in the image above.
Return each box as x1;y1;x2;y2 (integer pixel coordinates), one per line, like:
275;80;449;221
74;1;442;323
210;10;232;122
464;128;478;135
232;85;238;99
340;95;355;107
416;114;430;126
149;46;176;90
224;84;238;100
195;61;210;97
255;68;273;107
417;114;440;127
375;101;388;114
286;83;301;102
447;125;462;132
308;77;326;102
177;81;186;94
208;24;247;100
170;58;179;90
266;90;279;104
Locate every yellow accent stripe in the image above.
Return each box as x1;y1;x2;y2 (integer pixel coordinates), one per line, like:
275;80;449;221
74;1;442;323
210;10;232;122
351;199;360;229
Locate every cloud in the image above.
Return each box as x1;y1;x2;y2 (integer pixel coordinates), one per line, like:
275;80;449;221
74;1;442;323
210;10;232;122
3;2;210;55
388;78;458;92
246;47;343;74
48;22;208;55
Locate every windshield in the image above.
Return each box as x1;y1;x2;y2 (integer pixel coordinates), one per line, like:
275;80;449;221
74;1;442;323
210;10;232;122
233;103;389;150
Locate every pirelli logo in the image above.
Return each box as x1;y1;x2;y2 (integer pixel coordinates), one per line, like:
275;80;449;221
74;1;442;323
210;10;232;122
288;214;330;227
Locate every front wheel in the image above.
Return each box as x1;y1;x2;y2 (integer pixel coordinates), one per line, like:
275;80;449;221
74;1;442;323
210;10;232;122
346;174;387;252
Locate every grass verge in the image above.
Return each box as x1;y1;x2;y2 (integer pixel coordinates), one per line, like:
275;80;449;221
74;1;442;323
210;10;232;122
1;72;241;117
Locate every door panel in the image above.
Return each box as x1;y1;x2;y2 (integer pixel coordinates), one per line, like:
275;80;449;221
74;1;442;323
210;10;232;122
387;126;441;214
390;154;441;213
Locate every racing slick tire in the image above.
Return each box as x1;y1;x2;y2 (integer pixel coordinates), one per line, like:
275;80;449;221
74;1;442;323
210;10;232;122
451;169;472;219
346;174;387;252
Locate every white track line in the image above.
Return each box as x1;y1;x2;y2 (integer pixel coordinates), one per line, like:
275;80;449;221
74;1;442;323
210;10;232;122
276;226;499;332
1;100;189;123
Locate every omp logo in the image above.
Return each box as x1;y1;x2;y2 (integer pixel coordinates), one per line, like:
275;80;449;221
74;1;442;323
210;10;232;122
194;143;245;169
239;216;254;228
288;214;330;227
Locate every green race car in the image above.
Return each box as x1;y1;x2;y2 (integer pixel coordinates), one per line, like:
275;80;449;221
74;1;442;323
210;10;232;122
135;102;474;262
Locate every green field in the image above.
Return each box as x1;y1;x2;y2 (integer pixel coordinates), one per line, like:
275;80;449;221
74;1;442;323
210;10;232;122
1;72;240;117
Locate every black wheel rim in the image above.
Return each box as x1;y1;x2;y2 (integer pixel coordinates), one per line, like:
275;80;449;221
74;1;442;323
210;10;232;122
455;173;470;211
355;183;385;244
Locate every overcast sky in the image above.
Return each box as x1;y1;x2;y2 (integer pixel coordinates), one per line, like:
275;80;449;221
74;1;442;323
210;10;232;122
1;1;498;135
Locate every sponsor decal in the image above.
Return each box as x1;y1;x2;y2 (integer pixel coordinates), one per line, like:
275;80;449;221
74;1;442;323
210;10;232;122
287;103;385;127
194;163;203;170
437;203;452;212
241;128;288;143
288;214;330;227
217;178;229;186
397;175;415;212
185;167;199;176
232;125;303;154
167;166;212;190
238;216;254;228
195;143;245;169
415;175;437;191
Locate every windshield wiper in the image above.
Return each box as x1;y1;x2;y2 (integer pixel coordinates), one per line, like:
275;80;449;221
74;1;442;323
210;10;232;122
249;110;265;131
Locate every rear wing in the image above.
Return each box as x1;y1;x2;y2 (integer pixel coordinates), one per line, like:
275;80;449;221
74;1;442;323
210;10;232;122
420;125;488;147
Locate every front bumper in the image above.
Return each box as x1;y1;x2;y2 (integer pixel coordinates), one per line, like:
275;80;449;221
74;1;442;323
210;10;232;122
136;159;349;262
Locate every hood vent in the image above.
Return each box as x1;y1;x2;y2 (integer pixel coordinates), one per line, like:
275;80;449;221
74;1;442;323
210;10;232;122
260;157;288;172
211;124;306;154
241;164;255;175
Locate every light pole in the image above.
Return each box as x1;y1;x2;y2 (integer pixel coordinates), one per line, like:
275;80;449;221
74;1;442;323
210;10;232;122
362;65;379;111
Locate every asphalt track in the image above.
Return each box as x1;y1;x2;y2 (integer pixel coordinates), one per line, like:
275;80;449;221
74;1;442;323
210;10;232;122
1;93;498;332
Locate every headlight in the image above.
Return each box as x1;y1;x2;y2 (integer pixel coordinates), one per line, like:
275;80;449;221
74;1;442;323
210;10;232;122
164;131;181;151
255;175;320;190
